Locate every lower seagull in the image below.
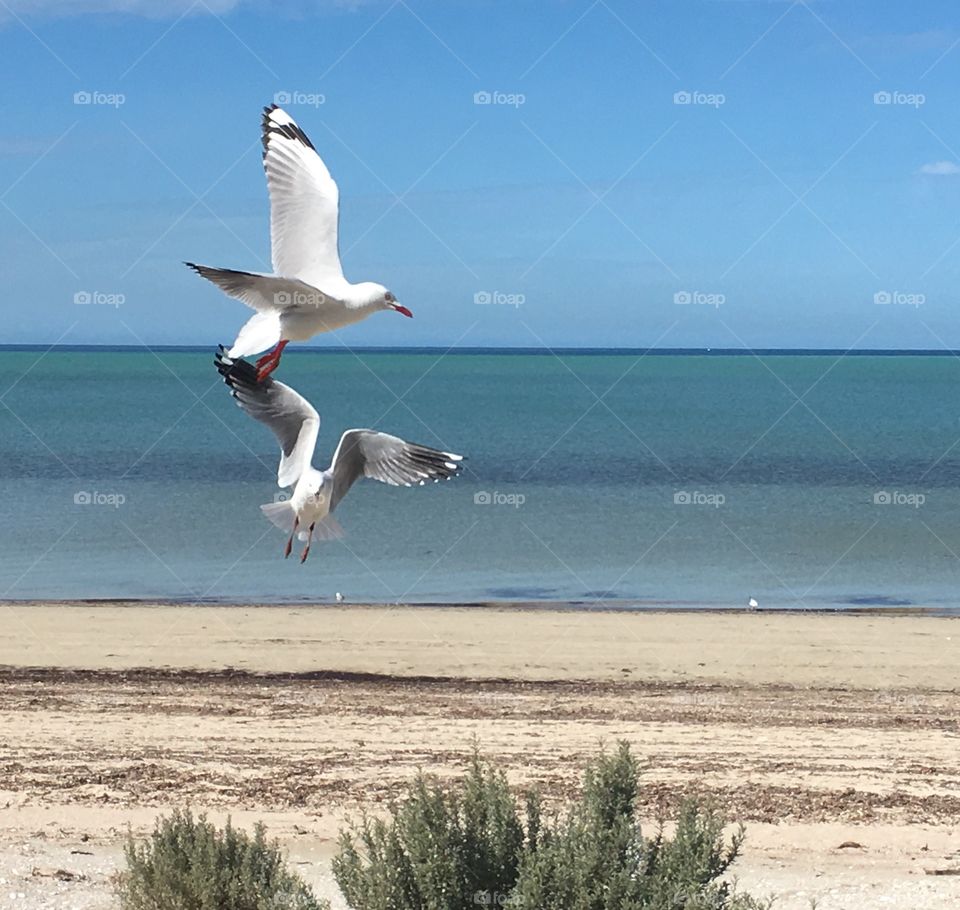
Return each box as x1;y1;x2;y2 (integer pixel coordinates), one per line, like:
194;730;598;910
215;347;464;562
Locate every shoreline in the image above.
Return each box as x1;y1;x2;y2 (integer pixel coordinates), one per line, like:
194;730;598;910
2;597;957;617
2;602;957;687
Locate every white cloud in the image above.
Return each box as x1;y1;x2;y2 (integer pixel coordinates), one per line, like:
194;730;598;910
918;160;960;177
0;0;374;21
0;0;240;22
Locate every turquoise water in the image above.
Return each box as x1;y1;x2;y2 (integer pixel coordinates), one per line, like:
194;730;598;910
2;348;960;608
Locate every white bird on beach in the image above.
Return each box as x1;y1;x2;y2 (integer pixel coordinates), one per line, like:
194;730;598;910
187;105;412;381
215;348;463;563
747;597;759;610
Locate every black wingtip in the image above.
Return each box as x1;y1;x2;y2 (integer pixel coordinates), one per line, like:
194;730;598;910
214;347;267;392
214;346;234;380
261;104;316;156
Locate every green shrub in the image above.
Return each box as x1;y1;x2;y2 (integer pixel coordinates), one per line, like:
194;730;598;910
512;742;766;909
332;752;537;910
333;743;767;910
117;808;328;910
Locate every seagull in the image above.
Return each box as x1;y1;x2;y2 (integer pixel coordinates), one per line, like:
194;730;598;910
187;105;412;382
747;597;759;610
215;347;463;563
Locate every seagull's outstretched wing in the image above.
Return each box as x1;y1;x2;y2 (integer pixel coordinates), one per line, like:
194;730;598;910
214;347;320;488
328;429;463;509
262;105;344;290
185;263;323;314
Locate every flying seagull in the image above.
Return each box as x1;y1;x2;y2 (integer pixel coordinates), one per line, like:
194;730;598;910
188;105;412;381
214;347;463;562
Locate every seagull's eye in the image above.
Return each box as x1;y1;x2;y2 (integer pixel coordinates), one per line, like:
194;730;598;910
385;291;394;302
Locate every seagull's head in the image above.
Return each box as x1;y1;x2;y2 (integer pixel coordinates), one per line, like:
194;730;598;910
384;290;413;318
358;282;412;318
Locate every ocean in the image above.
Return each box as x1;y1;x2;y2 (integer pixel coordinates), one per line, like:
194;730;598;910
2;347;959;609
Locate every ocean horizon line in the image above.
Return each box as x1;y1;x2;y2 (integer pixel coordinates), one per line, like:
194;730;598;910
3;344;960;356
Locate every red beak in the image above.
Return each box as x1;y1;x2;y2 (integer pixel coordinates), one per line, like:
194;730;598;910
392;304;413;318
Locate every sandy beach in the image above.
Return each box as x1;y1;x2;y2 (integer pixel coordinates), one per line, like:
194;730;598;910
1;603;958;909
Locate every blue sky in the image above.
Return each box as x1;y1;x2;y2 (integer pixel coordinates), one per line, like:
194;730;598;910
3;0;960;349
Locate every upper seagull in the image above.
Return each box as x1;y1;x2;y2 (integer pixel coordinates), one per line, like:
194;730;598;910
187;105;412;380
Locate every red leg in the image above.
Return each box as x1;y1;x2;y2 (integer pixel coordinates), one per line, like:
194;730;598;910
254;349;275;371
300;522;316;564
255;340;288;382
284;516;299;559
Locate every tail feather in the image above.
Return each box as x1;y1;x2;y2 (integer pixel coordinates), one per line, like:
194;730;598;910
259;503;345;542
260;499;296;532
230;311;282;358
298;514;344;541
